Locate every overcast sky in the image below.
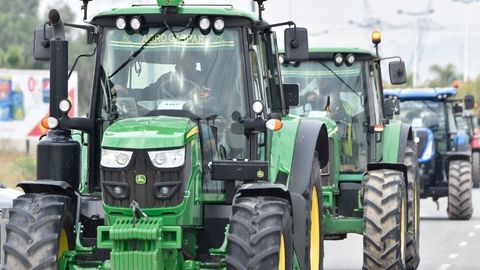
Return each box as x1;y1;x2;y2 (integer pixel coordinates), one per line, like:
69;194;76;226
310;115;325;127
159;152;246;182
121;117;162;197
40;0;480;85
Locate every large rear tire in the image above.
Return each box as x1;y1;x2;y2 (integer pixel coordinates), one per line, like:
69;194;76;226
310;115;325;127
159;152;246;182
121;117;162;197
405;142;420;269
226;196;293;270
471;152;480;188
363;169;407;270
447;160;473;220
3;193;74;270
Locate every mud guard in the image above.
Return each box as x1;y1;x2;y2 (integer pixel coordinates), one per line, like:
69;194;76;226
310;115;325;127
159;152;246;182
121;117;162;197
18;180;76;198
367;163;408;182
397;123;413;162
288;119;328;270
443;152;471;177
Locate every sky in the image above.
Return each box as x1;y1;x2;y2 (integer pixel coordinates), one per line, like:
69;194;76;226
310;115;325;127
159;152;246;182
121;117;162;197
39;0;480;85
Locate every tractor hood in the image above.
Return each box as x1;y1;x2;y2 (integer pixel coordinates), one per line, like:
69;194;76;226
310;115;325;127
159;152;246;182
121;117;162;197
102;116;195;149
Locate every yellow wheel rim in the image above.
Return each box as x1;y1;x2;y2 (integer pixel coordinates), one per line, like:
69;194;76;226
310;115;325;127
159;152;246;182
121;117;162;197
310;187;321;270
58;229;69;258
414;186;419;238
400;195;406;262
278;234;286;270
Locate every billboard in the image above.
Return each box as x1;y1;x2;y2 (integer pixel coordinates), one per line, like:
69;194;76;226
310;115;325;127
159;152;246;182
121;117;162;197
0;69;78;139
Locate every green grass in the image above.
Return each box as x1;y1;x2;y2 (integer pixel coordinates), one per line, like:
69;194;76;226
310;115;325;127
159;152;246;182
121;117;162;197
0;151;36;188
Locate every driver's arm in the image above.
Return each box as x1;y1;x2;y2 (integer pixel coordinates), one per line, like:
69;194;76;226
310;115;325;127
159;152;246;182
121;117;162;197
113;72;171;100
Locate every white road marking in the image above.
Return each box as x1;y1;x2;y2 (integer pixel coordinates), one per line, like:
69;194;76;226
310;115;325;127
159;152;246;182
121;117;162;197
438;264;450;270
459;241;468;247
468;232;475;237
448;253;458;259
475;224;480;229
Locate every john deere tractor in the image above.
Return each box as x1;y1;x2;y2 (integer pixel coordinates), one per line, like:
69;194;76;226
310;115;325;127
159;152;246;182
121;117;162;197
384;87;475;220
3;1;330;269
281;32;421;269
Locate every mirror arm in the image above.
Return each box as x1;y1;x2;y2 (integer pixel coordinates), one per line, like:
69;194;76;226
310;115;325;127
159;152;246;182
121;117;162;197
373;55;402;62
253;21;295;32
68;47;97;79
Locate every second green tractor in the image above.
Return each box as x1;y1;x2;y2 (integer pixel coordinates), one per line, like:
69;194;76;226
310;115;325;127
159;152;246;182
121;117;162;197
281;33;421;269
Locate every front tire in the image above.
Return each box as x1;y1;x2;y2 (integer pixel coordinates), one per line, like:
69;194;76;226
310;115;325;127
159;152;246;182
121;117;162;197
471;152;480;188
226;196;293;270
3;193;74;270
447;160;473;220
363;169;407;270
405;142;420;269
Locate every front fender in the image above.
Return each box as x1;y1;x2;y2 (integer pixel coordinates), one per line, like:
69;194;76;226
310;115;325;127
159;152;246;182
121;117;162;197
383;120;412;163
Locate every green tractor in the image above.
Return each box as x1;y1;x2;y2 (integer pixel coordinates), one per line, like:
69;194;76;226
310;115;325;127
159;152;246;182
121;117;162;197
3;1;330;269
281;32;421;269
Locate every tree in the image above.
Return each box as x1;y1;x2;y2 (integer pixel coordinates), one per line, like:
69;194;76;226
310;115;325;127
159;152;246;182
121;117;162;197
428;64;461;87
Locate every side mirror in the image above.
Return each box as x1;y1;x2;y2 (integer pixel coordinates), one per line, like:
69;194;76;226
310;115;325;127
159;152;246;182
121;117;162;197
283;83;299;107
284;27;309;61
464;95;475;110
453;103;463;114
33;26;53;61
383;98;400;119
389;61;407;85
477;117;480;126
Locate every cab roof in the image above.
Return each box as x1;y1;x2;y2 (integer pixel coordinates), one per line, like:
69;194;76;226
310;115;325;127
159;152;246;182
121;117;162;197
310;47;375;56
383;87;457;101
93;5;258;22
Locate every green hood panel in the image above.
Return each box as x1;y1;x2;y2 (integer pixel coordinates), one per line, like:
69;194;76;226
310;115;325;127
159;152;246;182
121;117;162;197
102;116;195;149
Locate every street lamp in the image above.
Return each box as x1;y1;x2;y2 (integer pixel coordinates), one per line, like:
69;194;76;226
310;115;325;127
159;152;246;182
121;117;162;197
397;8;435;87
452;0;479;82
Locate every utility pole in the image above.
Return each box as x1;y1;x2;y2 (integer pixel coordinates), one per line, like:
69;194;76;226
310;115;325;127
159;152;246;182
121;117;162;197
452;0;478;82
397;8;434;87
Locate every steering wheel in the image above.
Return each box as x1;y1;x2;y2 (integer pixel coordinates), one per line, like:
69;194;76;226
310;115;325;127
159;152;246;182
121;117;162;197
156;76;202;99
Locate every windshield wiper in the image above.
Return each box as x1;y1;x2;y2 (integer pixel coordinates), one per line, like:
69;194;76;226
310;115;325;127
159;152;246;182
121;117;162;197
108;27;168;79
319;61;362;99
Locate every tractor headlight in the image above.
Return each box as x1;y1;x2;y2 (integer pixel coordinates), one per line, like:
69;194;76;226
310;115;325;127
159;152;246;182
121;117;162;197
130;16;142;31
334;53;343;66
148;148;185;168
199;16;211;35
101;149;133;168
213;17;225;34
116;17;127;30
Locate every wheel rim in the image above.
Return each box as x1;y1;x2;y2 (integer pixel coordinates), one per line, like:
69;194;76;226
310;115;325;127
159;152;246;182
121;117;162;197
401;195;406;262
414;185;419;240
278;234;286;270
58;228;69;258
310;187;321;270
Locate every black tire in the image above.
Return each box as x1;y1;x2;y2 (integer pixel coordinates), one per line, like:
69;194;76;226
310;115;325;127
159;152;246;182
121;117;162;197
471;152;480;188
405;142;420;269
3;193;74;270
447;160;473;220
363;169;407;270
226;196;293;270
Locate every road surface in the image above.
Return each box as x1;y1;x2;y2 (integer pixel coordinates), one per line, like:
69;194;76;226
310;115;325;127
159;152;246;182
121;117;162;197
323;188;480;270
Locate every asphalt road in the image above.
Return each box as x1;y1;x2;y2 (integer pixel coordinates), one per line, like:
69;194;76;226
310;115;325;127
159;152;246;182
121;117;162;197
323;188;480;270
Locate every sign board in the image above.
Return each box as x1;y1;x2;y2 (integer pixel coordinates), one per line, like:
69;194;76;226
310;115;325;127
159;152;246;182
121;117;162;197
0;69;78;139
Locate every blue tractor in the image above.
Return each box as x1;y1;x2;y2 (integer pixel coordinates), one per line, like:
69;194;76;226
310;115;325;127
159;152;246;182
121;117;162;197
384;87;474;220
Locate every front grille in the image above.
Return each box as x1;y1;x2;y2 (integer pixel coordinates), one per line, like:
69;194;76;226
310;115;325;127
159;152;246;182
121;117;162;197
416;130;428;158
101;146;191;208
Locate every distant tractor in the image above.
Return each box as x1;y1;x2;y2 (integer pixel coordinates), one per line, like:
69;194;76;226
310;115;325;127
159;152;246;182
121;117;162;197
2;1;331;269
384;87;475;220
455;109;480;188
281;32;421;269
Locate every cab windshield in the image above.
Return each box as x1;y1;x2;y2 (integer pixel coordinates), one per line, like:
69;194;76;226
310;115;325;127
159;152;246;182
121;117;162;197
100;27;247;120
99;27;248;161
282;60;367;172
